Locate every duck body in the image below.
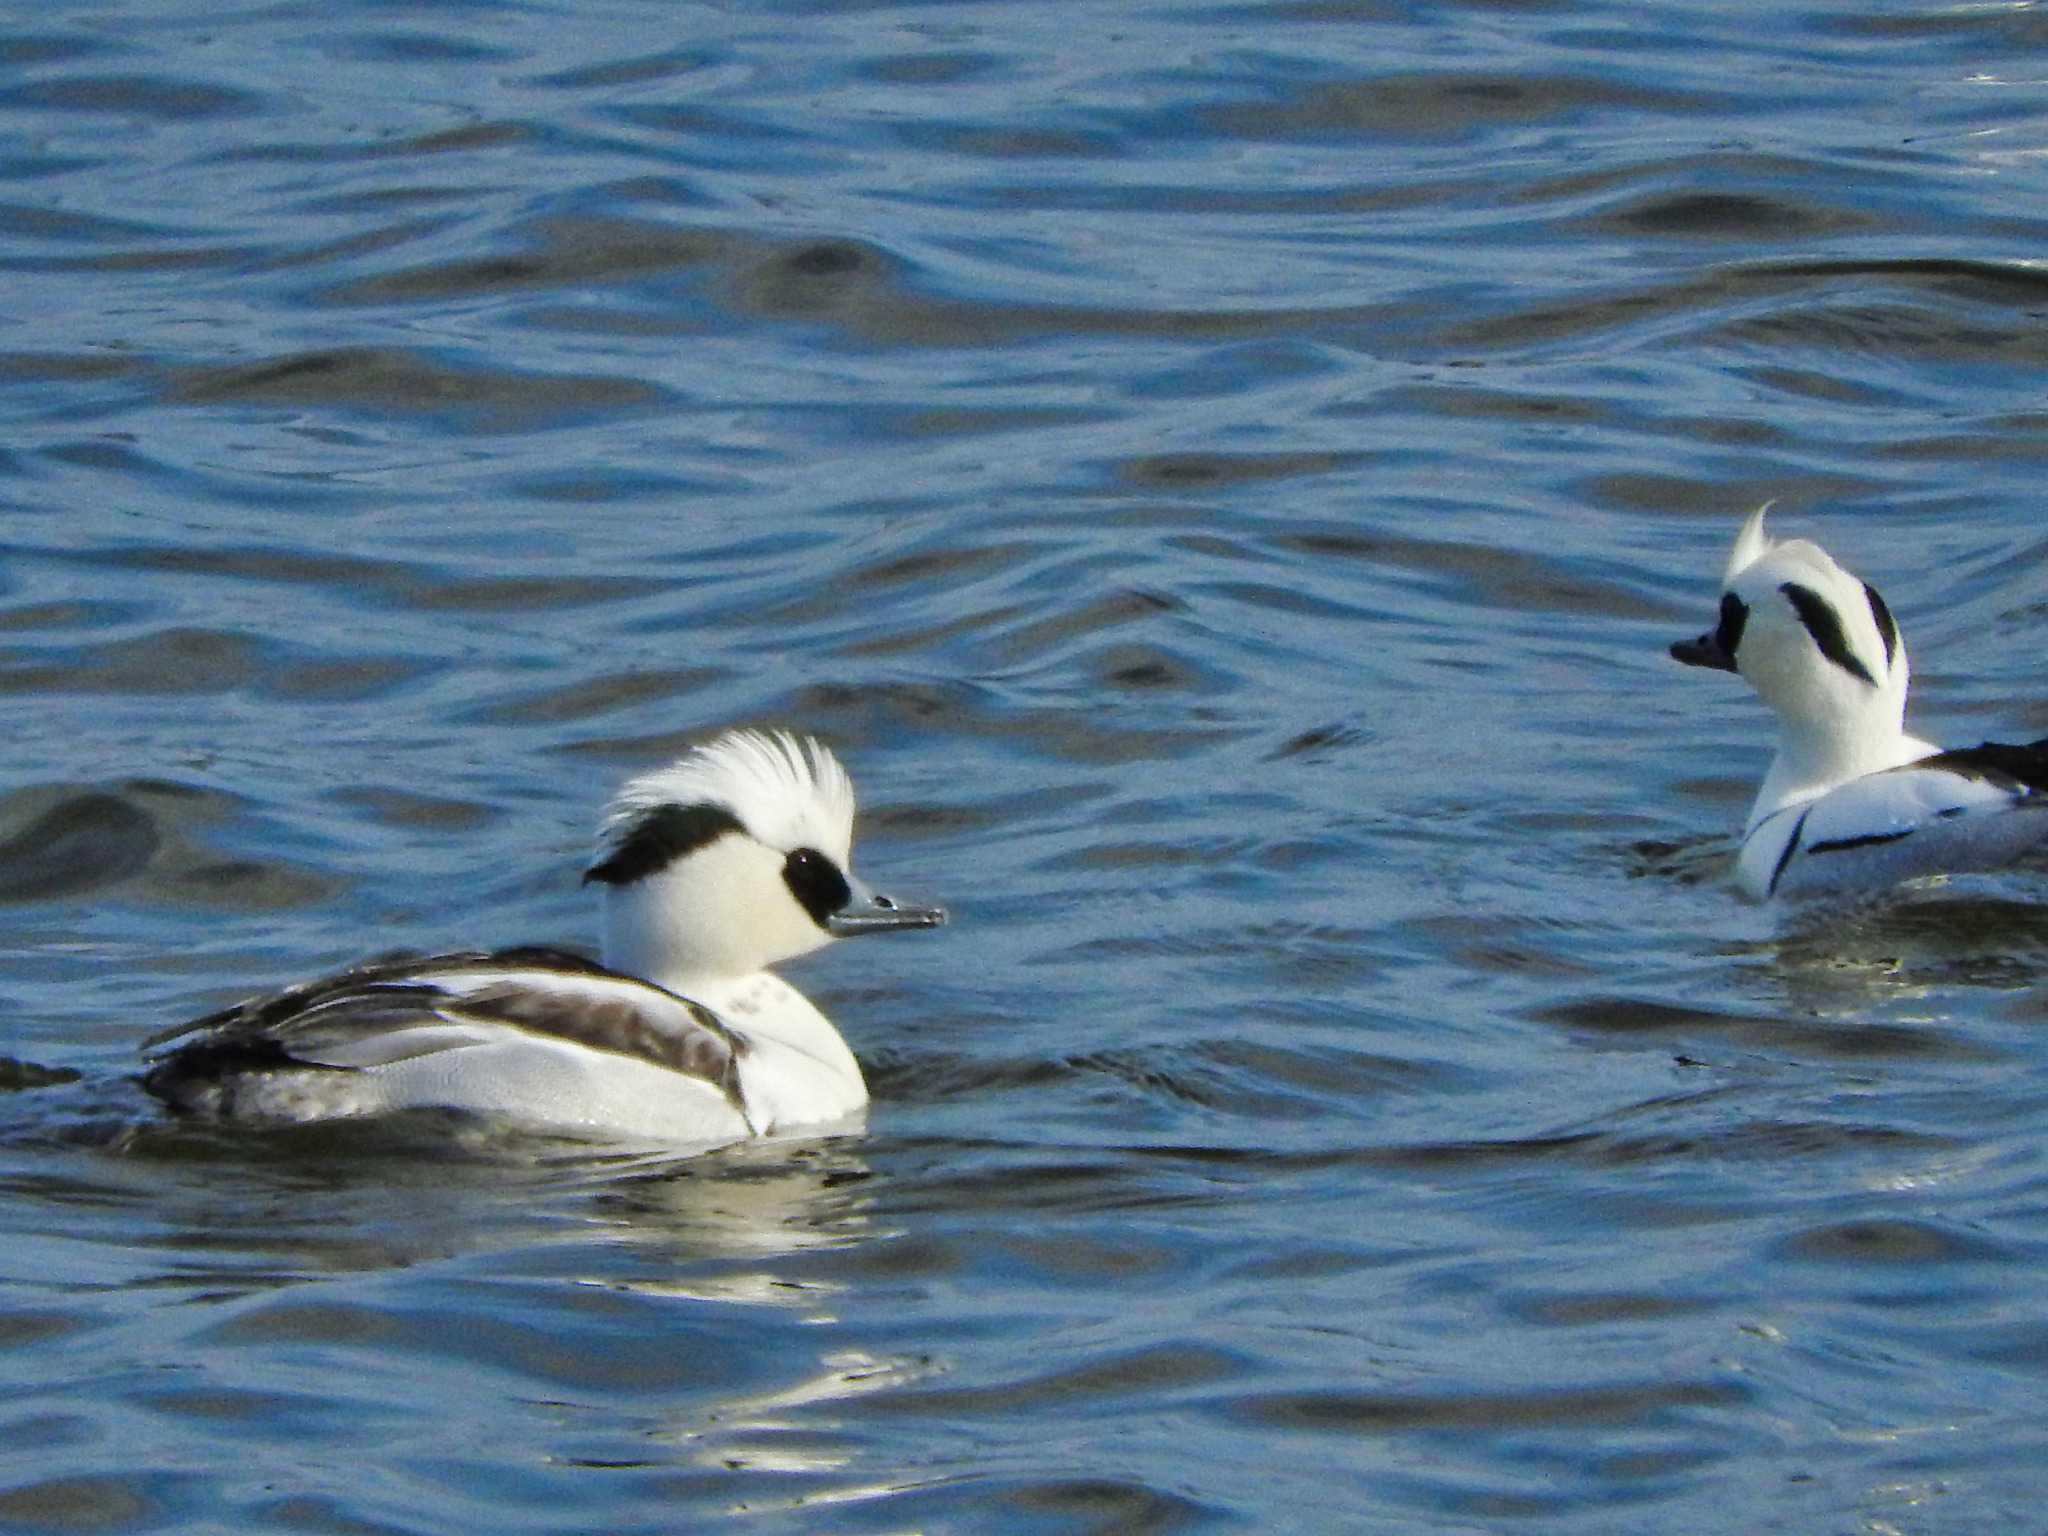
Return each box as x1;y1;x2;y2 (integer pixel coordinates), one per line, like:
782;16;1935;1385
1672;505;2048;900
142;731;942;1145
1734;740;2048;901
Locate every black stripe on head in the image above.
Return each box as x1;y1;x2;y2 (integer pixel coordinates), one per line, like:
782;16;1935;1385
782;847;852;929
1863;581;1898;669
584;803;745;886
1779;581;1877;686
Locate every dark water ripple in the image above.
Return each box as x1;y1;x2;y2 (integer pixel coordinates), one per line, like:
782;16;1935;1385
4;0;2048;1529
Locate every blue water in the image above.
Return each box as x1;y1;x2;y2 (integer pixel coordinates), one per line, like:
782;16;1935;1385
6;0;2048;1528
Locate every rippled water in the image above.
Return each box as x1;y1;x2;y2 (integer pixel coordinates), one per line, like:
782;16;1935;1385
6;0;2048;1528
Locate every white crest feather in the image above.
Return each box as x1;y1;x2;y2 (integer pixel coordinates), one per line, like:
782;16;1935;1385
596;729;857;867
1723;499;1775;585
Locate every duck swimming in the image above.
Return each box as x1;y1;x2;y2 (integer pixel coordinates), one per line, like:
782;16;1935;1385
143;729;944;1145
1671;504;2048;900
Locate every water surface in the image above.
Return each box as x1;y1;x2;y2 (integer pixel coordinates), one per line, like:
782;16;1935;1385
5;0;2048;1529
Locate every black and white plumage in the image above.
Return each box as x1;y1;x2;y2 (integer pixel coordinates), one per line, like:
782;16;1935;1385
1671;504;2048;900
143;730;944;1145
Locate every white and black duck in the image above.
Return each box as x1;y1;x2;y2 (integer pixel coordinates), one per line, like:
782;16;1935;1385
1671;503;2048;900
143;730;944;1145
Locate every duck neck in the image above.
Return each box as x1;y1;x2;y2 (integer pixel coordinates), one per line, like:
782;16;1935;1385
598;886;856;1075
1751;709;1923;830
598;875;748;996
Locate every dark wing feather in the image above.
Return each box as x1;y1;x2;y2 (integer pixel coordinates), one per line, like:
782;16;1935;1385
143;946;747;1114
444;975;743;1086
142;946;609;1051
1912;736;2048;795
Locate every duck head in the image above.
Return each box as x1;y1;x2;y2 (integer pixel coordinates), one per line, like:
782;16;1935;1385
1672;503;1911;780
585;730;944;989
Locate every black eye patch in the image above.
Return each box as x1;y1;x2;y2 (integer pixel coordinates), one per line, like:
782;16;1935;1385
1714;591;1749;659
782;846;852;929
1780;581;1877;686
584;802;745;886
